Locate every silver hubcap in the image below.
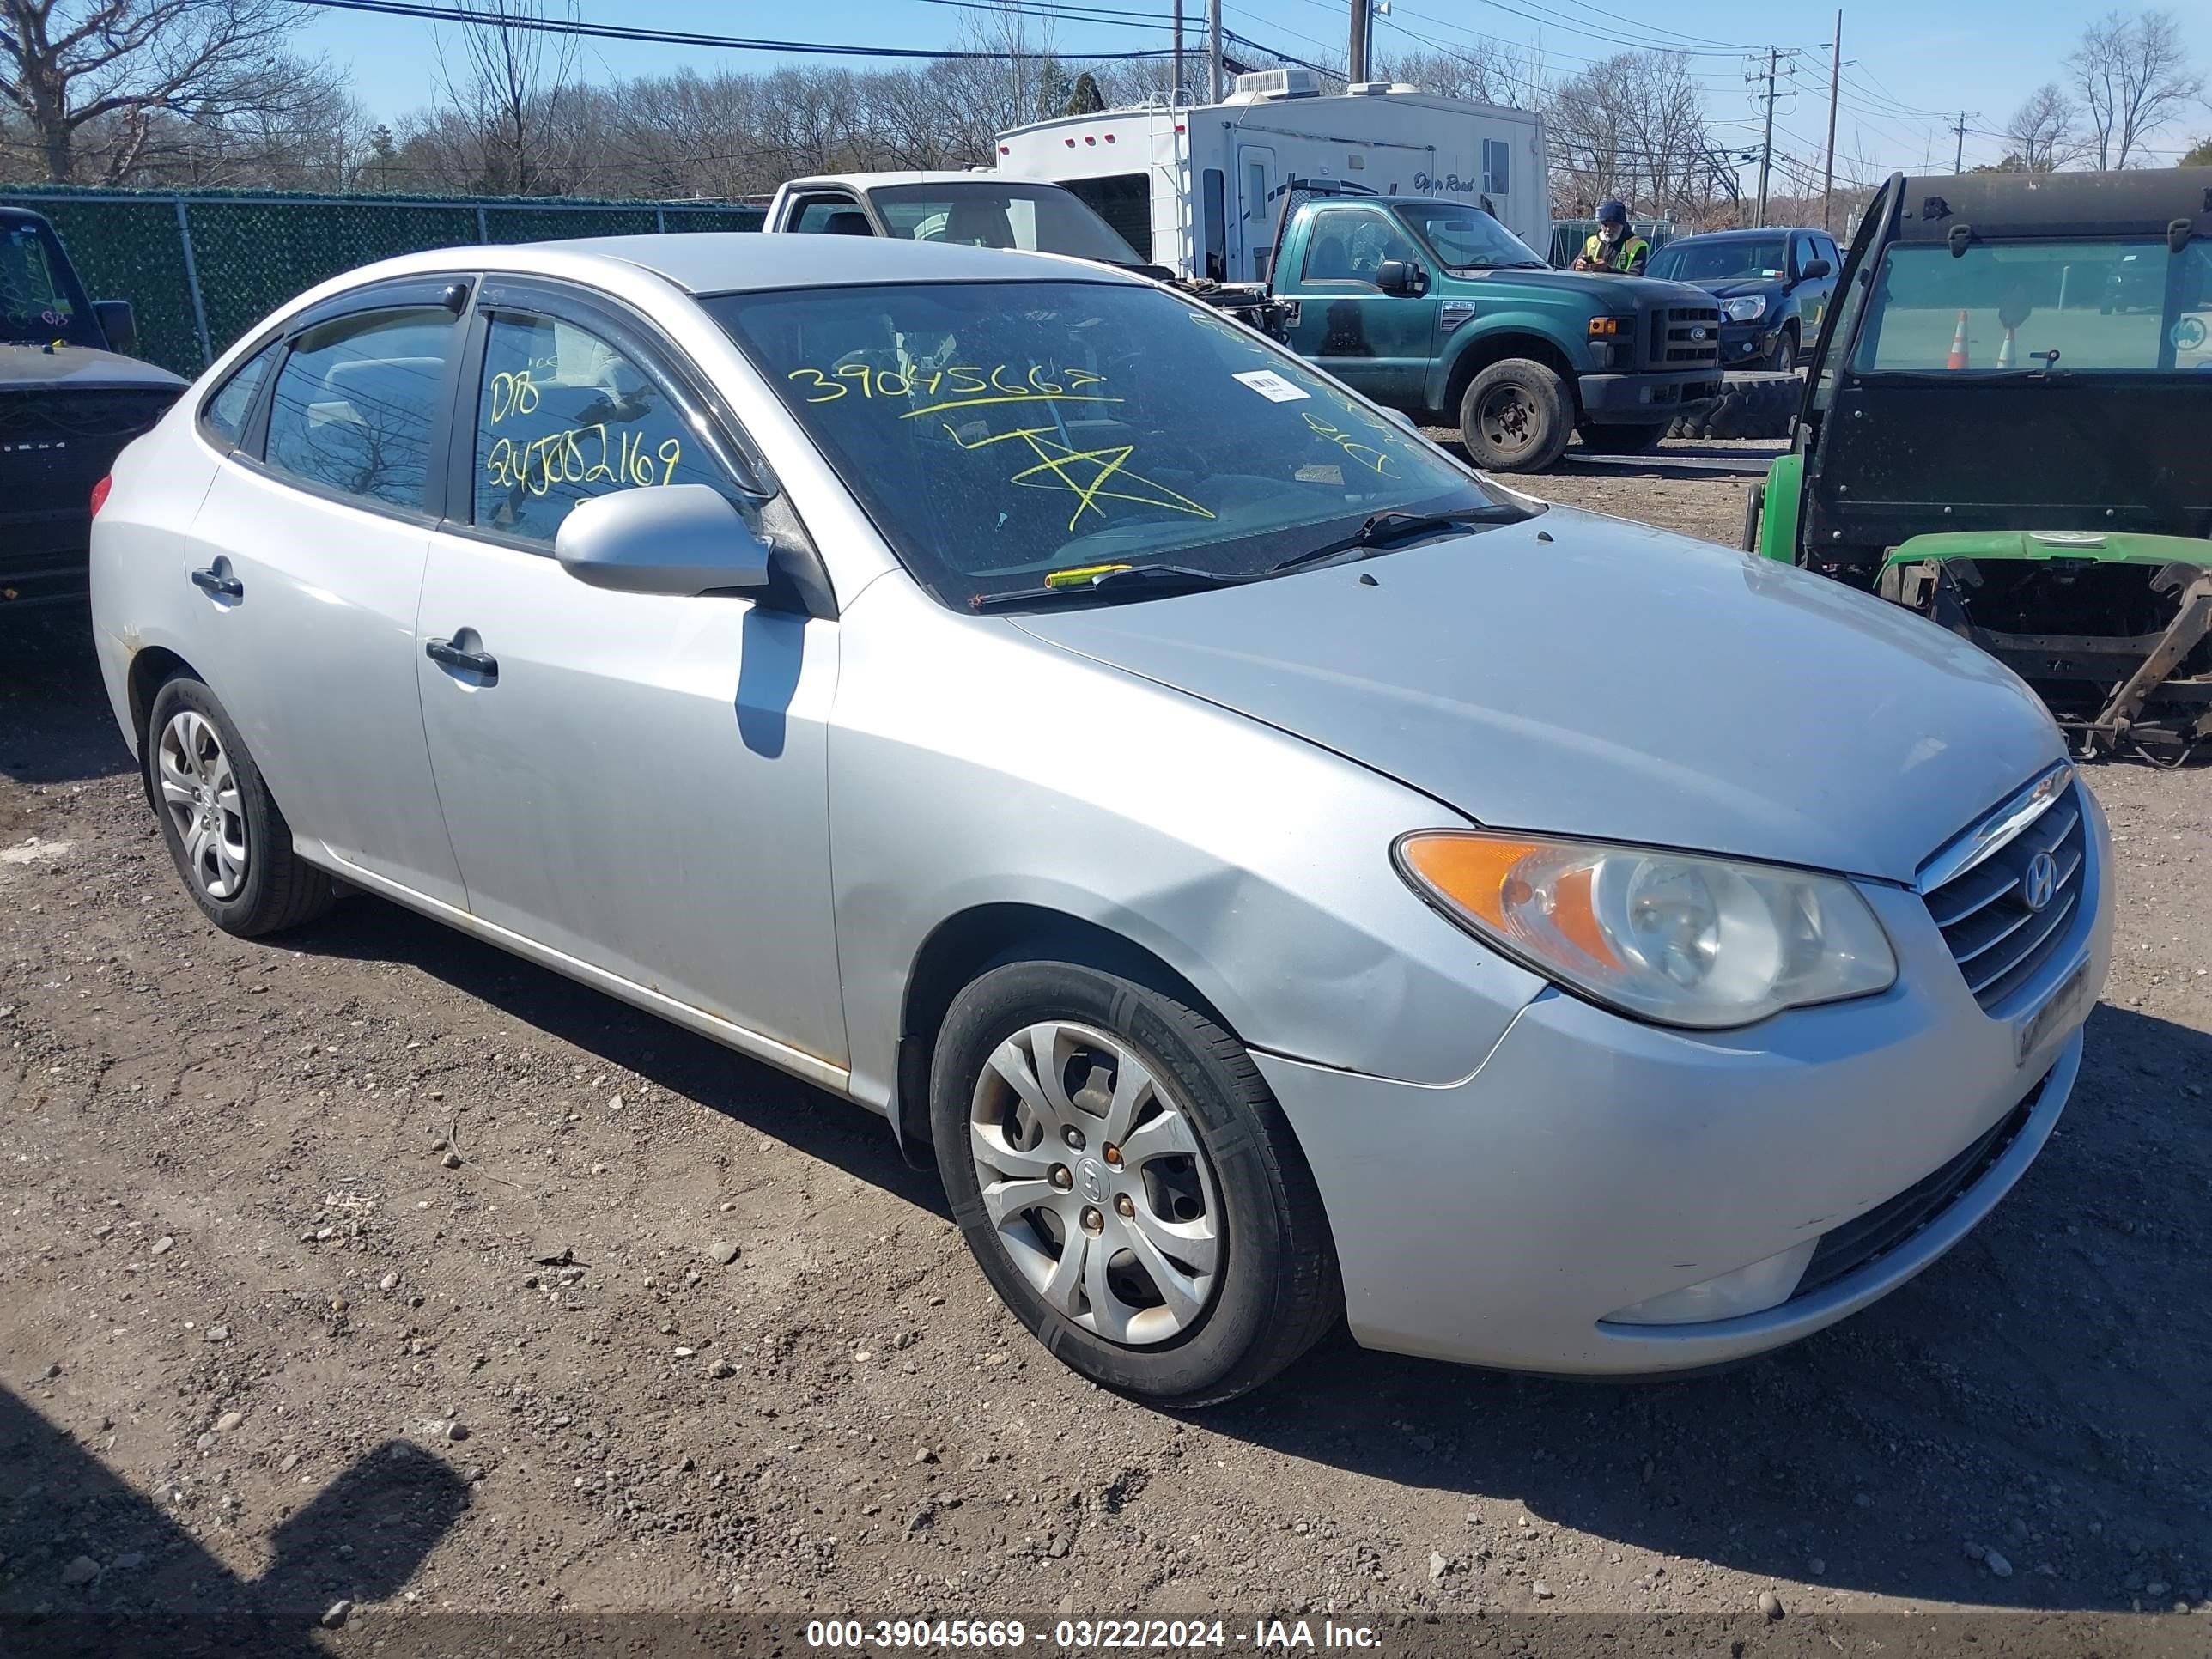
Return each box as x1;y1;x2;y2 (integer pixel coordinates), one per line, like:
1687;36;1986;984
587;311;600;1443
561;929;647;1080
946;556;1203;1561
969;1020;1222;1346
157;710;248;901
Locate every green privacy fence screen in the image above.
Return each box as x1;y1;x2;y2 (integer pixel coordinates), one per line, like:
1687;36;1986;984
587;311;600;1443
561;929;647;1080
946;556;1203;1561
0;186;763;377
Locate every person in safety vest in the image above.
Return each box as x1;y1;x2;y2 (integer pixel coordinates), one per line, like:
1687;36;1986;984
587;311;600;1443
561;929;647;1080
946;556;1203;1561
1573;200;1650;275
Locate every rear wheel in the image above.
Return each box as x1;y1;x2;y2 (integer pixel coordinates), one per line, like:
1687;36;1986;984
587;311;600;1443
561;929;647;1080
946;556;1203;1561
146;676;333;937
931;960;1340;1407
1458;358;1571;472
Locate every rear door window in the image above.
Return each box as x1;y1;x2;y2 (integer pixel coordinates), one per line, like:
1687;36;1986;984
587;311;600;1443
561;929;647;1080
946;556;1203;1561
263;307;455;511
201;340;282;449
1851;240;2185;373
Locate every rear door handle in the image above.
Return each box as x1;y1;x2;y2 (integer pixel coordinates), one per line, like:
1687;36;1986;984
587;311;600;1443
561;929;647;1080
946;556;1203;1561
424;636;498;683
190;566;242;599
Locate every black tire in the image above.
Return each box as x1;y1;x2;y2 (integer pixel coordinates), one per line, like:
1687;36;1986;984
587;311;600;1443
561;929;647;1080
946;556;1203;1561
931;959;1340;1407
1765;326;1798;374
1577;422;1668;455
1671;372;1800;441
144;675;334;938
1457;357;1571;472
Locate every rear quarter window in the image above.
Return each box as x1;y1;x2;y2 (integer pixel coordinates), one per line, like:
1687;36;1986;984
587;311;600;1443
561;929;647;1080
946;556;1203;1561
200;341;282;448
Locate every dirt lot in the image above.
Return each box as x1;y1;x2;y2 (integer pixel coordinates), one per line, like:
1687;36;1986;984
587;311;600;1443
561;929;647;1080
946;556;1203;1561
3;448;2209;1642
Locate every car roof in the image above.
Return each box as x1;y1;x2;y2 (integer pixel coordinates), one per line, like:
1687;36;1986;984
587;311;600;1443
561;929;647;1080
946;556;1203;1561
781;172;1033;192
534;231;1140;295
1666;226;1821;243
1;204;54;229
1890;167;2212;242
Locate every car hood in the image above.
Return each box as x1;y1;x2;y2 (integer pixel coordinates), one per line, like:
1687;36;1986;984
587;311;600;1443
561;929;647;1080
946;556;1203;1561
1009;509;2065;884
0;343;186;390
1686;276;1786;301
1462;268;1713;307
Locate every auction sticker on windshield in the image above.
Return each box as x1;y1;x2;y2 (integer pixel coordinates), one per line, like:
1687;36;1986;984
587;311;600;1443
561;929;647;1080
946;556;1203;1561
1231;368;1310;403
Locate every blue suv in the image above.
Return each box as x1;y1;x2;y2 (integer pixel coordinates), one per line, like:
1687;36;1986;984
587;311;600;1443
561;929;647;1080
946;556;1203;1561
1645;226;1840;372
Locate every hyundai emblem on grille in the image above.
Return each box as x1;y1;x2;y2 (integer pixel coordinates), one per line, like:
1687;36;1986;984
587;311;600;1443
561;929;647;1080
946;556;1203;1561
2022;850;2058;913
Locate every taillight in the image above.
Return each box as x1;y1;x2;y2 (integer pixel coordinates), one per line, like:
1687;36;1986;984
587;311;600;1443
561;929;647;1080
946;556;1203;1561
89;476;112;519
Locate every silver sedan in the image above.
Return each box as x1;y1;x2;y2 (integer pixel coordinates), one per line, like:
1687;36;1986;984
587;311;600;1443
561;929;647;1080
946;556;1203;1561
88;234;2111;1404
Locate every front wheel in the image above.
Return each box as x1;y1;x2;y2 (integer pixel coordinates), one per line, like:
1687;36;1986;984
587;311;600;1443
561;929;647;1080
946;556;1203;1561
1458;358;1571;472
931;960;1340;1407
1766;328;1798;373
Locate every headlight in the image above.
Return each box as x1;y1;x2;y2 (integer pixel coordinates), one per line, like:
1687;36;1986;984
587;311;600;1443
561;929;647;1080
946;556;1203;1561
1721;295;1768;323
1395;831;1896;1028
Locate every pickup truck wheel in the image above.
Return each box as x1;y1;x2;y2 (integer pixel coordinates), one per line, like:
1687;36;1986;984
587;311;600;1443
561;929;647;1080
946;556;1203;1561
1765;328;1798;373
1458;359;1571;472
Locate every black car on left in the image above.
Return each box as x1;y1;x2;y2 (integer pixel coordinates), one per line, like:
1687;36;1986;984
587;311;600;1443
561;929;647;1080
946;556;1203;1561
3;205;185;614
1644;225;1841;372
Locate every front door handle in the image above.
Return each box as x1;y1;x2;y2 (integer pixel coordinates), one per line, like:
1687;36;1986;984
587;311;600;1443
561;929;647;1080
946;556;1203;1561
190;566;242;599
424;637;498;683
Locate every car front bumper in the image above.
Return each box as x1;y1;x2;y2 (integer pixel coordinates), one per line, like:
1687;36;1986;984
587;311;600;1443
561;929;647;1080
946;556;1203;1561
1253;809;2112;1375
1719;321;1780;364
1577;370;1723;424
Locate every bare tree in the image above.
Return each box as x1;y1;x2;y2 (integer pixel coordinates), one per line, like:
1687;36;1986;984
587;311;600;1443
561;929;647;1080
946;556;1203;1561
2069;9;2201;168
1;0;310;181
434;0;581;196
1375;44;1533;109
1547;51;1724;221
2002;82;2082;170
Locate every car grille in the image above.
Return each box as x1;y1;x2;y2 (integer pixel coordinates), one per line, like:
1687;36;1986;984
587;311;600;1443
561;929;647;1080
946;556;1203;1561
1923;783;2087;1012
1647;305;1721;368
1793;1074;2045;1297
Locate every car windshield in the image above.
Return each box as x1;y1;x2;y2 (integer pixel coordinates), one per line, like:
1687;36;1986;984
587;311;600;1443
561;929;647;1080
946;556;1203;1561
1649;238;1789;283
710;279;1521;607
0;217;100;349
1852;239;2212;374
871;184;1144;266
1395;203;1547;270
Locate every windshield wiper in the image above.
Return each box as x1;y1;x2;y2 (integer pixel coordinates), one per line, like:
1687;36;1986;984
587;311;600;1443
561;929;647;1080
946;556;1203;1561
968;563;1247;611
1270;508;1514;574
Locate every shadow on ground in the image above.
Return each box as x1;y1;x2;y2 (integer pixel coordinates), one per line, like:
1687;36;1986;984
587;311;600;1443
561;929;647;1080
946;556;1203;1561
0;1383;467;1655
0;609;131;787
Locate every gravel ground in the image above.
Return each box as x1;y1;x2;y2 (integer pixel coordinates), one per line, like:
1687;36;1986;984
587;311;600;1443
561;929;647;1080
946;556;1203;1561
3;447;2208;1636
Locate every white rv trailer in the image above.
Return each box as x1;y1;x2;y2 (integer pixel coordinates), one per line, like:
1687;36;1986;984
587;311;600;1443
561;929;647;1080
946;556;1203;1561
995;69;1550;286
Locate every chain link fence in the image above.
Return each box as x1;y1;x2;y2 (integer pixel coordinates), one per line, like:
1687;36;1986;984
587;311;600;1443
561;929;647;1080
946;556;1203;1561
0;187;763;377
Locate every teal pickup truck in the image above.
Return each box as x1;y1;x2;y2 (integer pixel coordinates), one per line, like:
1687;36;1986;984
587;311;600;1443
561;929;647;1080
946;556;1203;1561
1266;188;1723;471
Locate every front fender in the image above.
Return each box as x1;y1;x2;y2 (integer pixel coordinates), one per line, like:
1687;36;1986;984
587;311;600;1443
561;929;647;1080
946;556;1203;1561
824;578;1545;1113
1428;314;1590;411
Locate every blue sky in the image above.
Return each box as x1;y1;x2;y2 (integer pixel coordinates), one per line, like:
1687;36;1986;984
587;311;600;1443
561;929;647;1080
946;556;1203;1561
302;0;2212;177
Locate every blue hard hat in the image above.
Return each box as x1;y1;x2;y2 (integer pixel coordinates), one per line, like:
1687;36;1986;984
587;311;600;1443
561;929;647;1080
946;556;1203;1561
1597;199;1629;225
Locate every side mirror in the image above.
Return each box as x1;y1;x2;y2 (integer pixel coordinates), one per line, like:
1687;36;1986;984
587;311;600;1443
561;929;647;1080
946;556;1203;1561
1798;258;1832;281
93;299;137;356
556;484;771;597
1374;259;1426;297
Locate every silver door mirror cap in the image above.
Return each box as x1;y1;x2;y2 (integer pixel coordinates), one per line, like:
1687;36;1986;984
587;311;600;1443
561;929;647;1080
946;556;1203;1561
555;484;771;596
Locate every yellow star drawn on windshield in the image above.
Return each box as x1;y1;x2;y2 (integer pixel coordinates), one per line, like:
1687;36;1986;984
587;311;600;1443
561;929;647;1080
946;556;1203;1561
945;423;1214;532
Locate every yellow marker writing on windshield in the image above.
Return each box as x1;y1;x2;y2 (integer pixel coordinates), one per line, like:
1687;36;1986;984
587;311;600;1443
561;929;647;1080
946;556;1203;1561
1043;563;1134;588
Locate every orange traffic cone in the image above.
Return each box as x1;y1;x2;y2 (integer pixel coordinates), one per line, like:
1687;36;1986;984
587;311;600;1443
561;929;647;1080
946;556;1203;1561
1946;309;1971;369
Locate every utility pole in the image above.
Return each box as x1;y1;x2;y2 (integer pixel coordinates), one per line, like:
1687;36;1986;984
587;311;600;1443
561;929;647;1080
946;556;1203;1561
1952;111;1967;173
1208;0;1223;100
1171;0;1183;100
1753;46;1778;229
1348;0;1369;83
1821;12;1841;231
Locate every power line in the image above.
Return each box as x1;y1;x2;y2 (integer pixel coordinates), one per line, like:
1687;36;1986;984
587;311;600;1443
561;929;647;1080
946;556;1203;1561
291;0;1181;60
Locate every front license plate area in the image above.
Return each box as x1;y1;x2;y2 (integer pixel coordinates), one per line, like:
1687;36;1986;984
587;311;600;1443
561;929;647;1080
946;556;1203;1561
2015;961;2091;1066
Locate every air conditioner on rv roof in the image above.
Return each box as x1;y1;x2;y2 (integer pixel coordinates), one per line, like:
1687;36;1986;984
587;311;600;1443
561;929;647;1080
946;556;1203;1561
1231;68;1320;100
